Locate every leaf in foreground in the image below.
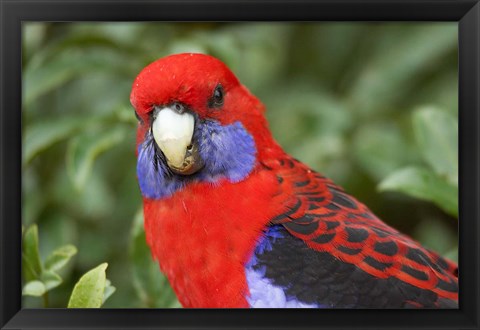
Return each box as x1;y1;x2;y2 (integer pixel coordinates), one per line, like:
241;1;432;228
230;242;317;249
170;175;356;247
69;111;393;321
40;270;63;291
22;280;46;297
22;225;43;282
68;263;109;308
102;279;116;305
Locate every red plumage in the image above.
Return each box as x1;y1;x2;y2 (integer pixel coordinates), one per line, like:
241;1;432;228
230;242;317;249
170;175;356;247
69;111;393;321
143;170;282;307
131;53;458;308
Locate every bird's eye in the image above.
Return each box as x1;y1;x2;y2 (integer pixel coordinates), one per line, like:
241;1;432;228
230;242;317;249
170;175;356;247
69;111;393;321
208;84;224;109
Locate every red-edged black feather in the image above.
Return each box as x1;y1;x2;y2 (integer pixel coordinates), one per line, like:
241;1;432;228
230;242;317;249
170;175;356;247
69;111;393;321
262;156;458;307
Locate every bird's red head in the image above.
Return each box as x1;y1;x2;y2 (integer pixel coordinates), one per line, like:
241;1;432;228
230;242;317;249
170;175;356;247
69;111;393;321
131;53;270;141
131;54;236;118
131;53;281;199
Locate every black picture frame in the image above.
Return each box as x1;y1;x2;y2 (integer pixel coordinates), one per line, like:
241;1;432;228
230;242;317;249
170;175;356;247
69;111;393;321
1;1;479;329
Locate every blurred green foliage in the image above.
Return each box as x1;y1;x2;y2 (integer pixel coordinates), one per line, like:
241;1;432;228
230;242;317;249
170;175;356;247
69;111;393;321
379;107;458;217
22;22;458;308
22;224;114;307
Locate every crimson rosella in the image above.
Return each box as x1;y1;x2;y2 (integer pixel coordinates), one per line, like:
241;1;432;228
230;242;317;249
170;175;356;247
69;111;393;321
130;53;458;308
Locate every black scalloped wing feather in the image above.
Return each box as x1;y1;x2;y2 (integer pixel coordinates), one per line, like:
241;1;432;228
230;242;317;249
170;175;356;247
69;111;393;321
262;157;458;308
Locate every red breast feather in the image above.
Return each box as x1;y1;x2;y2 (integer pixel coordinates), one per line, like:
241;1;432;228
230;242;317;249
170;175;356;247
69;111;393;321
143;168;287;307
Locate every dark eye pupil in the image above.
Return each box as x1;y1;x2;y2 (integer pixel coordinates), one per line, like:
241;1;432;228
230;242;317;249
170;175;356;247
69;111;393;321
208;84;224;108
214;88;223;101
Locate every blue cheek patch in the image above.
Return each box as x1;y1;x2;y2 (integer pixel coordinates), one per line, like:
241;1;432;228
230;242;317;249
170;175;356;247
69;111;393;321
196;120;256;183
136;134;186;199
136;120;256;199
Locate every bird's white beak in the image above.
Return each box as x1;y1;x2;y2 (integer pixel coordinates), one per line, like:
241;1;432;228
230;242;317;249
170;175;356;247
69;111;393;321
152;107;195;168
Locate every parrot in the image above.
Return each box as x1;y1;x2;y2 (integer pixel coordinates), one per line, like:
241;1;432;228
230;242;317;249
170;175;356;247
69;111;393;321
130;53;458;308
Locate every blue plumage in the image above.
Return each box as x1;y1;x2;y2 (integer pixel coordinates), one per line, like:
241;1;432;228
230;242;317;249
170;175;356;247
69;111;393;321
137;119;256;199
196;120;257;183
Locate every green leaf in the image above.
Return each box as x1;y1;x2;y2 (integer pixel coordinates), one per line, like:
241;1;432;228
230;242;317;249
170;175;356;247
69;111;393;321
413;107;458;185
23;280;46;297
40;270;63;291
22;225;43;282
22;280;46;297
102;279;116;305
24;48;132;107
68;263;108;308
130;209;180;308
23;116;89;166
378;166;458;217
66;126;126;190
44;244;78;272
22;226;65;295
23;51;77;106
352;123;417;181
